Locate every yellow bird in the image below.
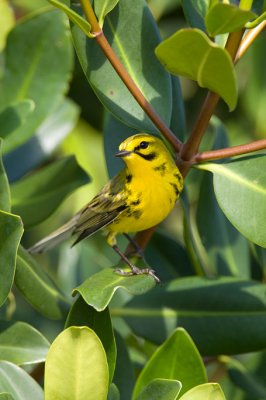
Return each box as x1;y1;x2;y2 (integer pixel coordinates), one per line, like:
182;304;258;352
29;134;183;282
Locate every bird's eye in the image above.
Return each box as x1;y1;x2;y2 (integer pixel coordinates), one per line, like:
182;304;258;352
139;141;149;149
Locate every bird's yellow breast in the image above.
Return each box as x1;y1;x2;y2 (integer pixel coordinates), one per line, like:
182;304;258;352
108;165;182;233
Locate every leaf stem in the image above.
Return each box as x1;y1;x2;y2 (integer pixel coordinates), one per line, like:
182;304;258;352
79;0;182;152
236;21;266;62
194;138;266;163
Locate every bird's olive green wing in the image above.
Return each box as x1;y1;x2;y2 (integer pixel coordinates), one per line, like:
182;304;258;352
72;171;128;245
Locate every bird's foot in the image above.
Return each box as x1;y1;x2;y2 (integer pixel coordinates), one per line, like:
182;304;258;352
115;265;160;284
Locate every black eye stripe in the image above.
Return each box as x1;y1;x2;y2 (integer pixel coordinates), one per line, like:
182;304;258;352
135;151;157;161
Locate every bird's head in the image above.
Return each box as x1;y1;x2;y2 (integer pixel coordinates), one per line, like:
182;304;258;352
115;133;176;175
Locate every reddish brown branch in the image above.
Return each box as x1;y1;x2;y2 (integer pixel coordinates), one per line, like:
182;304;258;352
80;0;182;152
95;33;182;152
194;138;266;163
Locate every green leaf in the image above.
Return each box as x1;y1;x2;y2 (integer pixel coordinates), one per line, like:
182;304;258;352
133;328;207;399
0;361;43;400
181;0;209;30
11;155;90;228
65;296;117;383
94;0;120;27
136;379;182;400
5;98;80;182
0;211;23;307
179;383;226;400
15;246;67;319
113;332;134;400
73;265;156;312
0;99;35;139
44;326;109;400
169;76;186;142
48;0;93;37
0;139;10;212
155;28;237;110
205;3;256;36
122;276;266;355
0;322;50;365
71;0;172;133
196;170;250;278
226;356;266;398
0;9;73;154
104;112;139;178
0;0;15;51
246;10;266;28
0;393;14;400
107;383;120;400
197;155;266;247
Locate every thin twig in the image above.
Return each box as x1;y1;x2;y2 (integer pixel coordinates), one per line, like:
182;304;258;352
194;138;266;163
80;0;182;152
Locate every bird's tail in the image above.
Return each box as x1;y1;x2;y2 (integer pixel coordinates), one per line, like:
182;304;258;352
28;215;79;254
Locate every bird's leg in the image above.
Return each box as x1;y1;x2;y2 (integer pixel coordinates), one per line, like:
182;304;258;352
123;233;145;259
107;232;160;283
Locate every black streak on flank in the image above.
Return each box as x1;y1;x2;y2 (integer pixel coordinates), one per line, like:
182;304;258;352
126;174;133;183
174;172;182;183
131;199;141;206
154;162;167;175
135;151;157;161
126;208;142;219
170;182;180;196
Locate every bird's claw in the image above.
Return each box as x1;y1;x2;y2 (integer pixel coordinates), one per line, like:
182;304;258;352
114;266;160;284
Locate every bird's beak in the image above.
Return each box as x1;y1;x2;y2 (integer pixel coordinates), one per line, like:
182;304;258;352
115;150;132;158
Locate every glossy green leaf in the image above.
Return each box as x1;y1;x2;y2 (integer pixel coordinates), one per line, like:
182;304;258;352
113;332;134;400
181;189;207;276
107;384;120;400
0;139;10;212
226;357;266;398
48;0;93;37
246;10;266;28
133;328;207;399
0;0;15;51
5;98;80;182
71;0;172;133
0;211;23;307
65;296;116;383
155;28;237;110
104;112;139;178
0;100;35;139
73;265;156;312
0;393;14;400
196;171;250;278
179;383;226;400
146;231;194;281
0;361;43;400
15;246;67;319
169;76;186;142
11;155;90;228
0;322;50;365
44;326;109;400
122;276;266;355
205;3;256;36
136;379;182;400
197;155;266;247
94;0;120;27
0;9;73;154
181;0;209;30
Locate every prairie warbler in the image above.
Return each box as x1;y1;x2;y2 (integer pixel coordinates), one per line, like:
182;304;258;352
29;134;183;282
